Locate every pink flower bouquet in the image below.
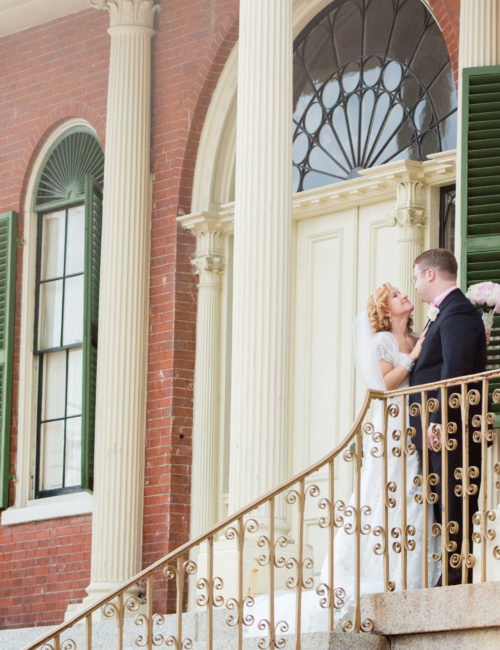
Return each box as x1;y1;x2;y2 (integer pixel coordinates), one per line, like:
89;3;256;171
466;281;500;333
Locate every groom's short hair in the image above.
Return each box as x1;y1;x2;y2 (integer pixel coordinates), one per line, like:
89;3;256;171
414;248;458;279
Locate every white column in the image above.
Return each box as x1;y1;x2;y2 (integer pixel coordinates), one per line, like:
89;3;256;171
189;219;225;537
457;0;500;256
395;179;426;326
228;0;292;525
459;0;500;67
86;0;157;602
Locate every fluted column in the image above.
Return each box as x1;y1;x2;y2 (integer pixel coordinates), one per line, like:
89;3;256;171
189;218;225;537
457;0;500;255
228;0;292;525
459;0;500;67
395;179;426;325
86;0;157;600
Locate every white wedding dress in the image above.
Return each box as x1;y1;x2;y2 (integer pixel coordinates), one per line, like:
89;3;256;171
245;319;440;636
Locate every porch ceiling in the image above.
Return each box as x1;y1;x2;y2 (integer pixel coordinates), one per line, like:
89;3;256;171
0;0;88;37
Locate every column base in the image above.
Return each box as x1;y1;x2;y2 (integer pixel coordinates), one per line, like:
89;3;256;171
195;536;314;606
65;581;145;621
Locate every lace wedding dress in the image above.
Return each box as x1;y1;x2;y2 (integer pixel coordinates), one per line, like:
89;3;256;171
245;318;440;636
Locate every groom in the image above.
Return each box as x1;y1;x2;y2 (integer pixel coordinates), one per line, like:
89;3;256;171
410;248;487;585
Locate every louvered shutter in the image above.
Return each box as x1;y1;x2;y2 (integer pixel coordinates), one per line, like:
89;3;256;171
81;177;102;491
0;212;17;508
460;66;500;422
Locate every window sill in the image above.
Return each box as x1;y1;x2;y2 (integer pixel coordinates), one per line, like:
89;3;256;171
1;491;93;525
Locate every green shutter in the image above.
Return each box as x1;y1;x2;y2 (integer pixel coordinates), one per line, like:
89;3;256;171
81;177;102;491
0;212;17;508
460;66;500;422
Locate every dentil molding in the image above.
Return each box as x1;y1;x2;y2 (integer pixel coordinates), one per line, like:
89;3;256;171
90;0;158;29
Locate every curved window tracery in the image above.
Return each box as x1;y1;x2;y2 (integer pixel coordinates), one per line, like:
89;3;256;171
292;0;457;192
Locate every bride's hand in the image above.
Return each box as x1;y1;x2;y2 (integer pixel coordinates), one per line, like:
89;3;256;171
409;332;426;362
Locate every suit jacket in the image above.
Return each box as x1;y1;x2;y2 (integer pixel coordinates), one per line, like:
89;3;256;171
409;288;487;450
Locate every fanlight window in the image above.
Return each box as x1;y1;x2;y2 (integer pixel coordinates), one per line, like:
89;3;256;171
292;0;457;192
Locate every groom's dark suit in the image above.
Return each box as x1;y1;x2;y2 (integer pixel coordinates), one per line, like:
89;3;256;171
409;288;486;580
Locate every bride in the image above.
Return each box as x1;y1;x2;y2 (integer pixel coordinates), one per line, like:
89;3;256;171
246;283;440;635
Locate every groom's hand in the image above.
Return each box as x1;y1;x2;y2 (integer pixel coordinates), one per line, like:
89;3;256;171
427;423;441;450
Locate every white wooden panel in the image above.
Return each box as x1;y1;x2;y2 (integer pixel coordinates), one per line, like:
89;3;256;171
293;210;357;572
294;211;358;467
354;199;399;412
357;200;401;312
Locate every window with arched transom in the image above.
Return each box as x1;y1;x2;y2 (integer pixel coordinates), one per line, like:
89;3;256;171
292;0;457;192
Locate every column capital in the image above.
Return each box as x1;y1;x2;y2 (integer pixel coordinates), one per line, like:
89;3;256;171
395;180;427;236
192;229;225;276
90;0;159;30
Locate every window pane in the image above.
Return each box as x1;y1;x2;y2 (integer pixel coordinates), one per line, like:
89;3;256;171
40;211;65;280
66;205;85;275
65;417;82;487
333;1;362;68
39;420;64;491
63;275;84;346
38;279;63;349
41;351;66;421
67;348;83;416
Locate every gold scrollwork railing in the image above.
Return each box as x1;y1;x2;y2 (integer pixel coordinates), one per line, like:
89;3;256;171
25;370;500;649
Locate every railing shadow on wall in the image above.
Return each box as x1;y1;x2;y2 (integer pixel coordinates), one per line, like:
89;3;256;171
25;369;500;650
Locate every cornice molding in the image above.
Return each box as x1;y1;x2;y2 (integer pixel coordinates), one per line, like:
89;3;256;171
181;151;457;232
177;211;234;235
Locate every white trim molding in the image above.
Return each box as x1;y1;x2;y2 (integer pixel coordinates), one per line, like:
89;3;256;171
184;151;457;234
2;491;93;525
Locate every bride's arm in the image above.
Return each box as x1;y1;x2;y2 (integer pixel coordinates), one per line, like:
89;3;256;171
379;360;411;390
379;333;425;390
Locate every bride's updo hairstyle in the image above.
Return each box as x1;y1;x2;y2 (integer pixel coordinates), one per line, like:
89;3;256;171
367;283;413;333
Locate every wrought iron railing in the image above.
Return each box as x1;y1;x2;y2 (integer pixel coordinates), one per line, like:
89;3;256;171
25;370;500;649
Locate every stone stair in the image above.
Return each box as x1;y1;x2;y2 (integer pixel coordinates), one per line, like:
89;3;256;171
3;582;500;649
0;614;387;650
363;580;500;649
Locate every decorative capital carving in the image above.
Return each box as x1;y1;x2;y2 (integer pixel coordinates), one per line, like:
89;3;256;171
396;206;426;228
192;229;225;275
90;0;159;30
192;254;224;275
395;180;427;236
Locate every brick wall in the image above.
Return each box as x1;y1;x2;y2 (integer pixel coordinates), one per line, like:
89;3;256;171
0;9;108;629
428;0;460;84
0;517;91;627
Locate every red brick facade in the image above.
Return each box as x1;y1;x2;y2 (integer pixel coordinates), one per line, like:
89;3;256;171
0;9;109;628
0;0;458;629
428;0;460;84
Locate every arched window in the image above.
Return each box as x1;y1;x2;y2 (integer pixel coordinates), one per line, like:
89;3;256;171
292;0;457;192
33;127;103;497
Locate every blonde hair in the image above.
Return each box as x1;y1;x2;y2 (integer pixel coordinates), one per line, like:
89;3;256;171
367;283;413;333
